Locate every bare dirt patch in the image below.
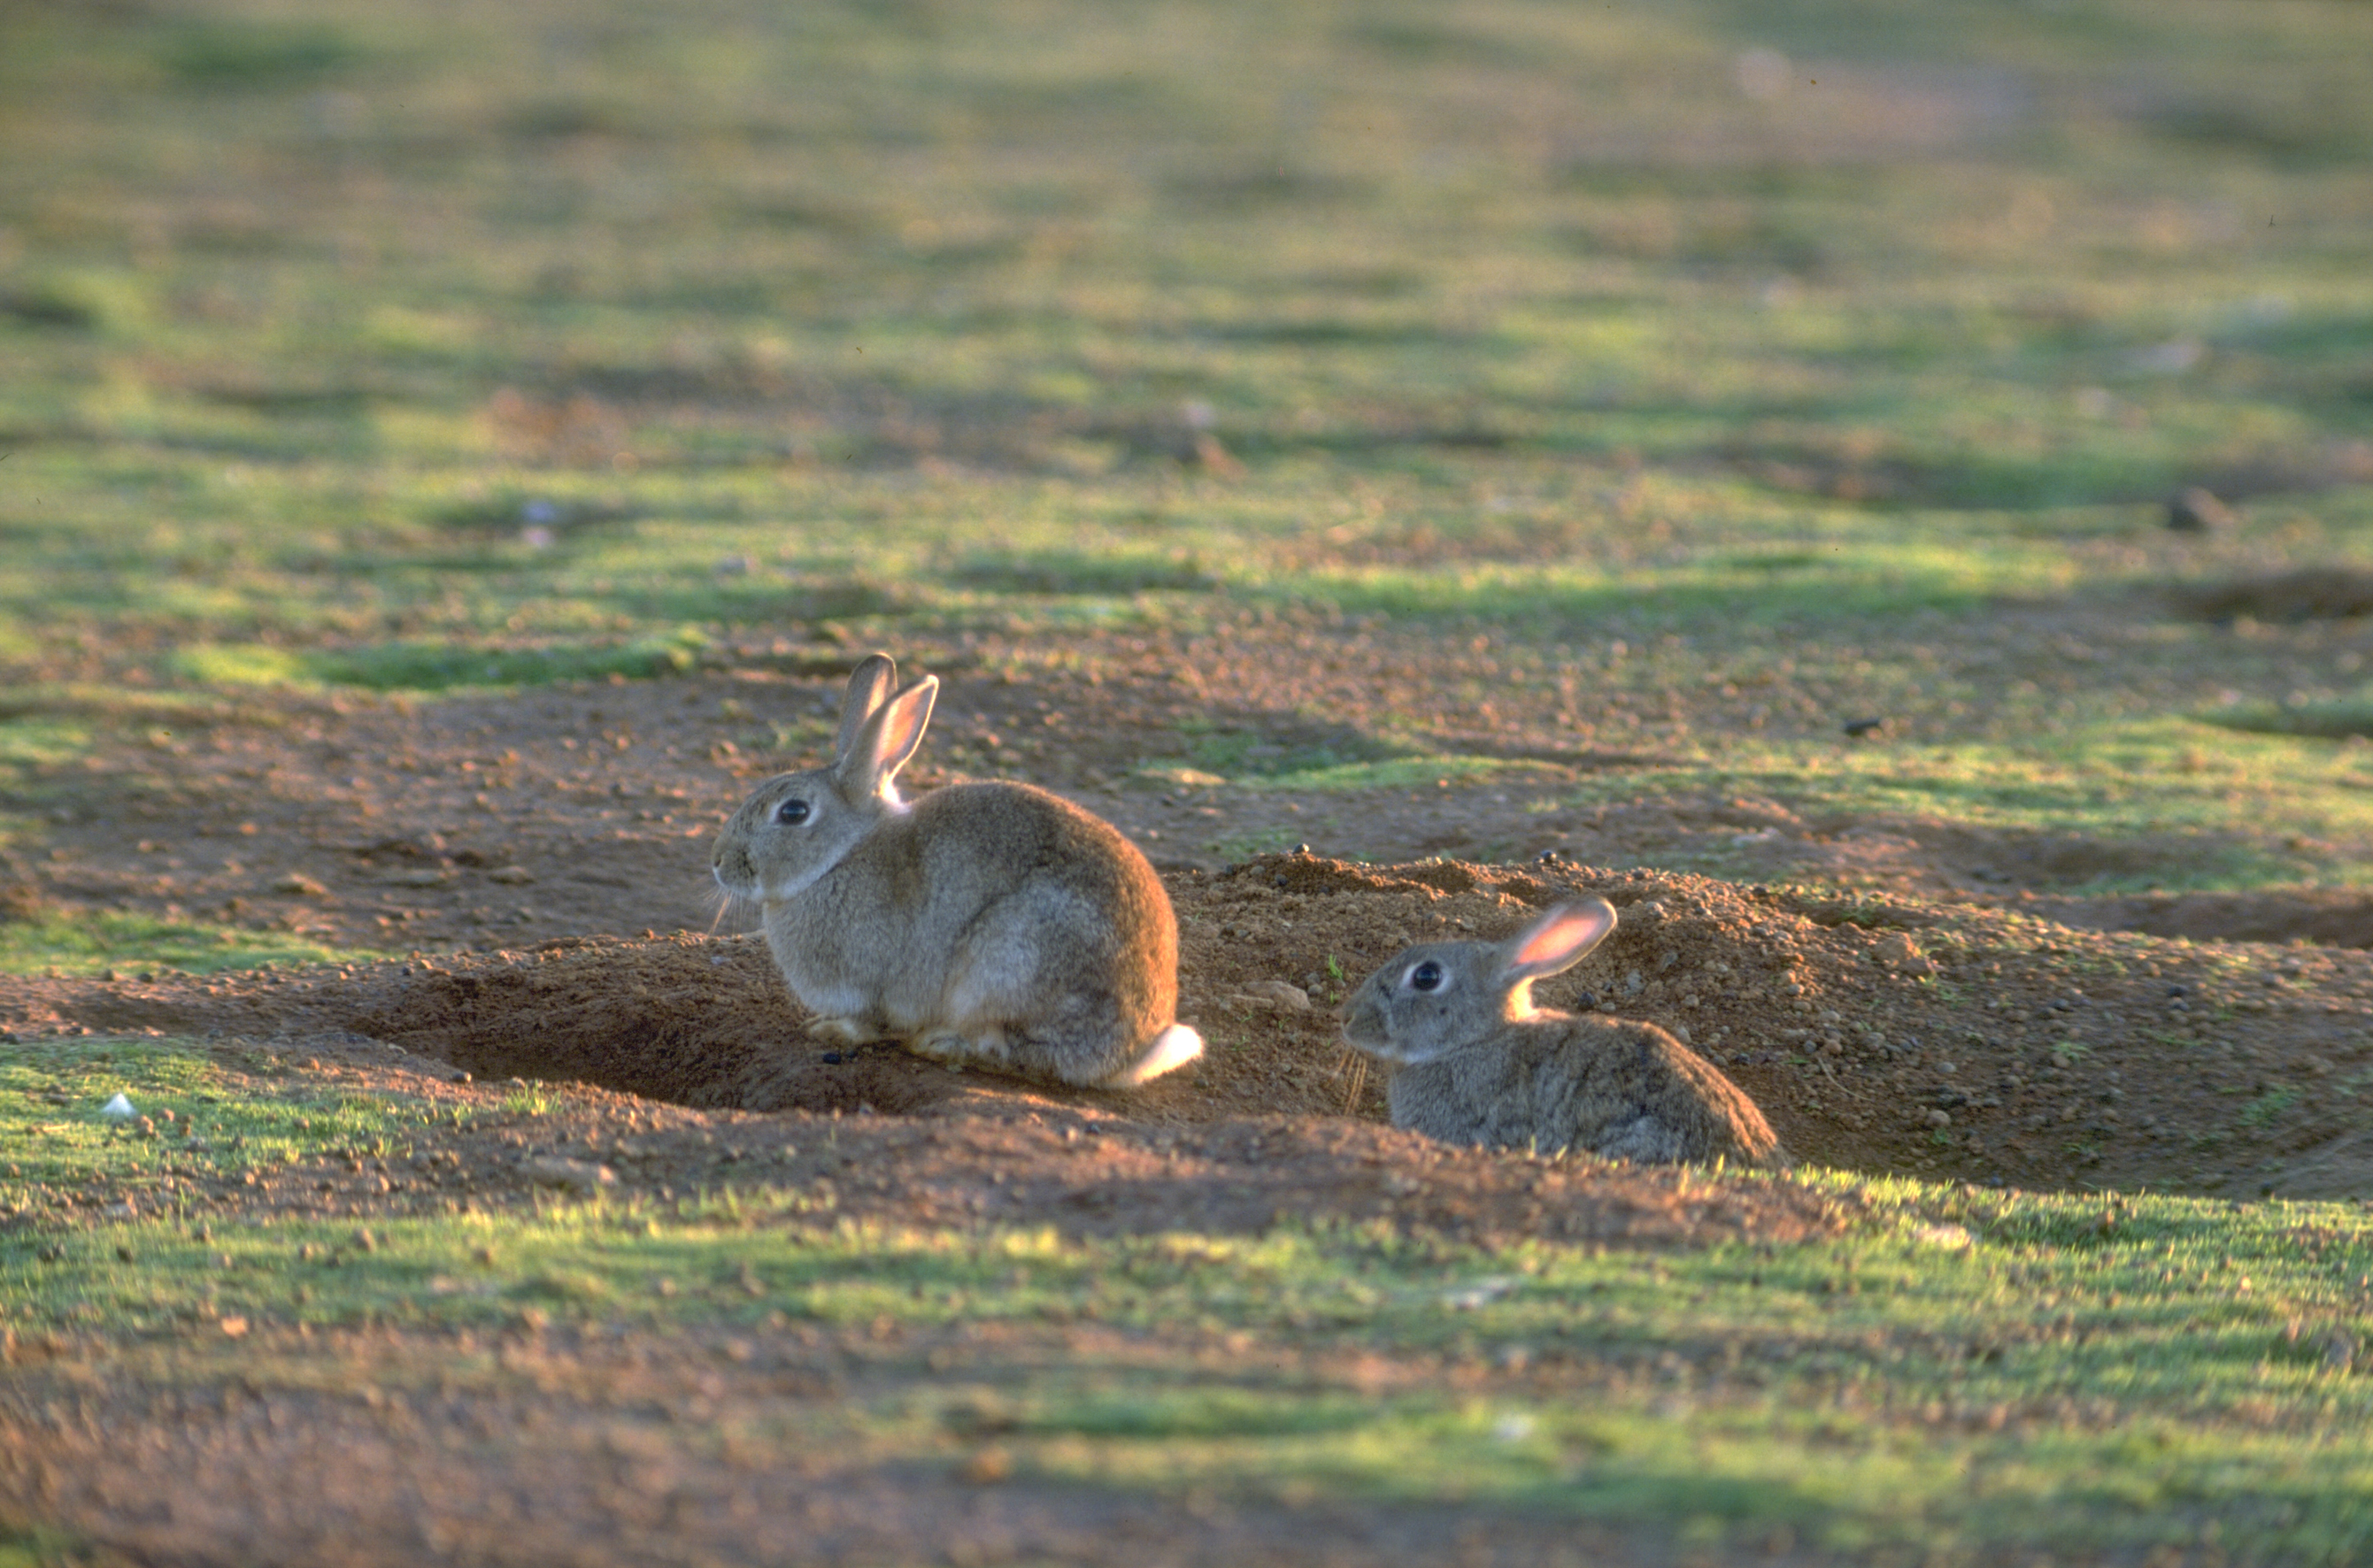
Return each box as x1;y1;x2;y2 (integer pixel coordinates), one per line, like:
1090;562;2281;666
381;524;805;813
10;614;2373;1211
8;618;2331;957
12;844;2373;1207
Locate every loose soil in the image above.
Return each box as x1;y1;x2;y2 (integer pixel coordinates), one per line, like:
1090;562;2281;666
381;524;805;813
9;619;2371;1204
8;620;2373;1566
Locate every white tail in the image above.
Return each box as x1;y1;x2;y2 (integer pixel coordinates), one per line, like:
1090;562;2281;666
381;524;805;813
1102;1024;1204;1088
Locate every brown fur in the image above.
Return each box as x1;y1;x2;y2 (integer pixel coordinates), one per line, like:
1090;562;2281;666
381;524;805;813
712;655;1199;1088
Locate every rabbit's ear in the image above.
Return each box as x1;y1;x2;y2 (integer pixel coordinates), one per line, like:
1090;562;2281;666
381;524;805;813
837;674;937;799
1499;898;1617;983
834;654;900;761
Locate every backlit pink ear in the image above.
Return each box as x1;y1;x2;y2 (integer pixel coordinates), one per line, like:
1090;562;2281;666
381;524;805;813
832;673;936;799
865;676;937;782
1502;898;1617;981
834;654;898;760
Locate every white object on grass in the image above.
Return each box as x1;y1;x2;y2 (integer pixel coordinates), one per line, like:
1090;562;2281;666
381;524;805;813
100;1093;136;1120
1441;1275;1523;1311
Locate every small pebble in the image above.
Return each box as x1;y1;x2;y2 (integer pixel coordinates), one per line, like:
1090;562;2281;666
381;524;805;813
1237;980;1312;1013
2167;485;2238;533
520;1156;615;1195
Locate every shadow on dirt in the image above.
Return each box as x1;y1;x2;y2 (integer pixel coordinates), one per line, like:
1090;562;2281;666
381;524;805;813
2027;888;2373;949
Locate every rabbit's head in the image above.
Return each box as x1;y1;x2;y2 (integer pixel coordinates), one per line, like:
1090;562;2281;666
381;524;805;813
1342;897;1617;1064
712;652;936;904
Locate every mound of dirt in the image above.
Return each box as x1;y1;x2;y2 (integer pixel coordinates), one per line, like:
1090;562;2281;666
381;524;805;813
12;853;2373;1203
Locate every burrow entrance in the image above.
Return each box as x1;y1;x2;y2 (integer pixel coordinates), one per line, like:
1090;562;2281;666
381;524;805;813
348;934;985;1120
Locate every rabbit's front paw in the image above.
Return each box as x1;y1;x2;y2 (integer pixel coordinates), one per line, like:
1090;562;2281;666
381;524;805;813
812;1015;886;1045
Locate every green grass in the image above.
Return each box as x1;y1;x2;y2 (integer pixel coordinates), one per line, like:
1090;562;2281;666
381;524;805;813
29;0;2373;906
174;628;710;694
1539;717;2373;894
6;0;2373;892
4;0;2369;650
0;1521;89;1568
0;911;387;977
2211;696;2373;742
0;1039;464;1195
4;1040;2371;1561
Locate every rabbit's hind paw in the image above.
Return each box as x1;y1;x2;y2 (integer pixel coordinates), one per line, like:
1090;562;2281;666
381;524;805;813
913;1026;1021;1070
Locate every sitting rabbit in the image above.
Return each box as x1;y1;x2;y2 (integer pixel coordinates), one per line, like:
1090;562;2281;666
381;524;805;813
713;653;1202;1088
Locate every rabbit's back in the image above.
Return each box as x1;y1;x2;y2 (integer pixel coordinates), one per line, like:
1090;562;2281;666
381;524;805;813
1390;1014;1779;1164
911;781;1177;1021
1545;1017;1777;1164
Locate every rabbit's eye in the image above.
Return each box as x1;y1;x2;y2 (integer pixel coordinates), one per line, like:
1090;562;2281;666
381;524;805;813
774;797;811;825
1407;960;1445;993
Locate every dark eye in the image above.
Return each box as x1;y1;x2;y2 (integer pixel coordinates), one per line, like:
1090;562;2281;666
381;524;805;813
774;796;811;825
1408;960;1444;993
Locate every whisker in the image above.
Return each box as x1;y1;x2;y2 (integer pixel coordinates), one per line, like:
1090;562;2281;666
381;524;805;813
1337;1048;1369;1113
699;879;760;935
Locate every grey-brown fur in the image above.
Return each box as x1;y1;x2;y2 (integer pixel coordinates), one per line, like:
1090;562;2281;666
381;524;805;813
1341;897;1782;1164
712;654;1201;1088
